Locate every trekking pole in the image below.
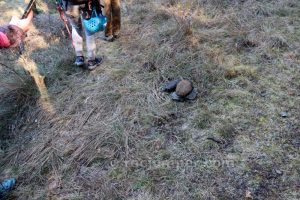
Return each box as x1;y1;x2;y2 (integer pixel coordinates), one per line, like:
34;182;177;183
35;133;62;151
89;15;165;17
22;0;37;19
56;1;72;40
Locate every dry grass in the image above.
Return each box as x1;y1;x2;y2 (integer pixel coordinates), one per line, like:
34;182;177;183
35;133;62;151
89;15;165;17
0;62;38;149
0;0;299;199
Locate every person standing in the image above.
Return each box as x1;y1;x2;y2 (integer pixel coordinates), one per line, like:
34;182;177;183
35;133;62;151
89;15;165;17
103;0;121;41
62;0;103;70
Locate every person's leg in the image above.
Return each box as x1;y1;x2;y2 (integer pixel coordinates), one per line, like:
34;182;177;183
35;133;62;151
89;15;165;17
111;0;121;38
83;14;103;70
72;25;83;58
85;32;96;60
65;5;84;64
104;0;113;38
84;29;103;70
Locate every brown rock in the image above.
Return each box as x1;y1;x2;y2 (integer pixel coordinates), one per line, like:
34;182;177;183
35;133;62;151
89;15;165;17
175;80;193;97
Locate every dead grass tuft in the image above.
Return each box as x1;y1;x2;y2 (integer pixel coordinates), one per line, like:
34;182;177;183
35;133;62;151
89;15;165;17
225;65;258;79
0;62;38;139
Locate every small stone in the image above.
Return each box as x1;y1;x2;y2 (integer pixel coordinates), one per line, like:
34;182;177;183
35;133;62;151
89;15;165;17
185;88;197;100
260;90;267;97
280;112;288;118
275;169;283;175
162;79;180;92
245;190;253;199
170;92;184;101
175;80;193;97
181;123;189;131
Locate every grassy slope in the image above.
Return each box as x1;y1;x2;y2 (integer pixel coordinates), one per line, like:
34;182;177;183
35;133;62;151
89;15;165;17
0;0;299;199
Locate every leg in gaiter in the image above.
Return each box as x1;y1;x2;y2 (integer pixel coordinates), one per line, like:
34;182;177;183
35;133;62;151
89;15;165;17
104;0;121;41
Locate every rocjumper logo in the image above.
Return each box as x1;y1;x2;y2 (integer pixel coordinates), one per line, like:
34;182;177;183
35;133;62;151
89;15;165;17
110;159;240;171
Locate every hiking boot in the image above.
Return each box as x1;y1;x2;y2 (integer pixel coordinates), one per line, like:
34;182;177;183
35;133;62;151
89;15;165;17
74;56;84;66
104;35;114;42
86;57;103;70
113;31;120;39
